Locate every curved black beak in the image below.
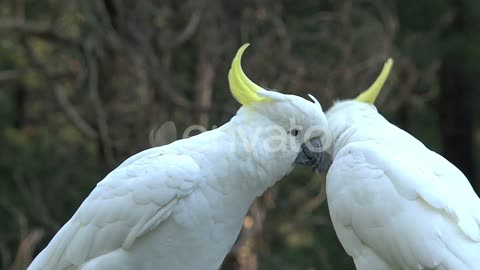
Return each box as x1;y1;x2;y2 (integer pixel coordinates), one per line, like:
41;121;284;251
294;137;332;173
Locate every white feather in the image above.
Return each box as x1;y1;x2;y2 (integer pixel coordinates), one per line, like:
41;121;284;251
28;90;330;270
28;154;200;270
326;101;480;270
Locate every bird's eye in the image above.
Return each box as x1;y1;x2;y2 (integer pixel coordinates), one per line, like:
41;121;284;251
289;129;300;136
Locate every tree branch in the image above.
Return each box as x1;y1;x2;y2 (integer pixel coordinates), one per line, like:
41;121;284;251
0;19;82;49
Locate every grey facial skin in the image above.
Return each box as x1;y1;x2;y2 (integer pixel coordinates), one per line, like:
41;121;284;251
294;137;332;173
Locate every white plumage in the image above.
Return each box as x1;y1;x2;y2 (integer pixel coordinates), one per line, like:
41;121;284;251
326;100;480;269
28;44;329;270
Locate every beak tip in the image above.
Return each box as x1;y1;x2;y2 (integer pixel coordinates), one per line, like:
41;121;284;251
294;137;332;173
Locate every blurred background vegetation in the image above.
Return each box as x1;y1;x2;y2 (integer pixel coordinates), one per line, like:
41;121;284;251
0;0;479;269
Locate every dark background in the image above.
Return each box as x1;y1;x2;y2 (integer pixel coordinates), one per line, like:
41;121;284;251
0;0;479;269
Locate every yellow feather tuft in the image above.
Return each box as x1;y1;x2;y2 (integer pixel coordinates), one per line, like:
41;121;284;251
228;44;270;106
355;58;394;104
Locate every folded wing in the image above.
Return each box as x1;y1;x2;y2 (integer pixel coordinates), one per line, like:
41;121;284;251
327;141;480;270
28;153;200;270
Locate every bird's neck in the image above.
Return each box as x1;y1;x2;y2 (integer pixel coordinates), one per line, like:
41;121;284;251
172;113;292;202
221;114;294;196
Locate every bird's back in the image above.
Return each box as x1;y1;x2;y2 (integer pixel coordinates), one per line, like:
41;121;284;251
327;113;480;270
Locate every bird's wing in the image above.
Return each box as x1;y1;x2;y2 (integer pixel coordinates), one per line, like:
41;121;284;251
426;150;480;235
28;153;201;270
352;246;396;270
327;141;480;270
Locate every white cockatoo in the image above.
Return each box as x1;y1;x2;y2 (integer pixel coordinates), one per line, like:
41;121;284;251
323;60;480;269
27;44;331;270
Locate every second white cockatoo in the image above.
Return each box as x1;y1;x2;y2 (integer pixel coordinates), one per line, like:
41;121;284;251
27;44;331;270
324;60;480;269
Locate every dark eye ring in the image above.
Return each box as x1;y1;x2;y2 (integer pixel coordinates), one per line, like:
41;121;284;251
289;129;300;136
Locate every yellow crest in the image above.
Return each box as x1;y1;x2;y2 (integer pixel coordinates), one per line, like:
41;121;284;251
228;44;270;106
355;58;393;104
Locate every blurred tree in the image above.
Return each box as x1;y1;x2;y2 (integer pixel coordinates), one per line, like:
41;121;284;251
437;0;477;186
0;0;478;270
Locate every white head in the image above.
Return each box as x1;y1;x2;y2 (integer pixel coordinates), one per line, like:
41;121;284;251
227;44;331;181
326;58;393;156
